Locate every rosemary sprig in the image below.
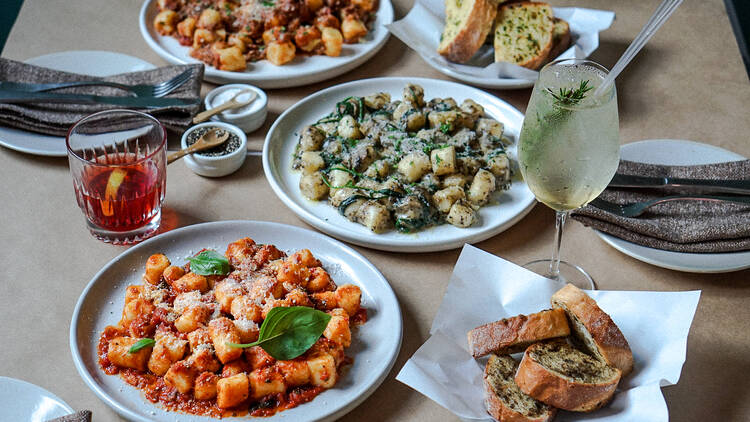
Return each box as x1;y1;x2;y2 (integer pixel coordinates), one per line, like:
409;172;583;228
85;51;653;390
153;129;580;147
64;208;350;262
546;80;593;106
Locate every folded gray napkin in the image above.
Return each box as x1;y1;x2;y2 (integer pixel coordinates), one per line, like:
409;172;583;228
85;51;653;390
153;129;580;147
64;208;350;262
47;410;92;422
571;159;750;253
0;58;203;136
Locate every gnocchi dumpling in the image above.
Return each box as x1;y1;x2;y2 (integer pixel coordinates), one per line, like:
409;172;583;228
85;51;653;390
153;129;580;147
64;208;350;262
397;152;431;183
467;168;496;205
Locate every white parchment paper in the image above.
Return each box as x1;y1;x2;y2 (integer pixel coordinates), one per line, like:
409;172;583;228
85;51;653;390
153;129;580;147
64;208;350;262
386;1;615;82
396;245;700;421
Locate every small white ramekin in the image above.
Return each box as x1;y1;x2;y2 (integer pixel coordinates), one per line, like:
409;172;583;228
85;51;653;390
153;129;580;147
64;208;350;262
180;122;247;177
203;84;267;133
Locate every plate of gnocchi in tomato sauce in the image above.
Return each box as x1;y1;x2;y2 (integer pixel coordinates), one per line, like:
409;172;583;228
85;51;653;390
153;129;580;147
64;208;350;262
70;220;402;422
139;0;394;87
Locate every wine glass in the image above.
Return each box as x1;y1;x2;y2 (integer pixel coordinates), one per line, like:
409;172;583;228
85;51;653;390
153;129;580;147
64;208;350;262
518;58;620;289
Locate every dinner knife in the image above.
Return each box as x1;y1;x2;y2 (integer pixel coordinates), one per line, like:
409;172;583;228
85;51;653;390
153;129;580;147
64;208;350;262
608;173;750;195
0;90;197;108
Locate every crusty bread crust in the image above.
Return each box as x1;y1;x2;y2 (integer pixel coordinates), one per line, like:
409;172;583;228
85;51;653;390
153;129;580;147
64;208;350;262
515;342;620;412
494;1;554;69
545;18;570;63
438;0;498;63
468;308;570;358
551;284;634;376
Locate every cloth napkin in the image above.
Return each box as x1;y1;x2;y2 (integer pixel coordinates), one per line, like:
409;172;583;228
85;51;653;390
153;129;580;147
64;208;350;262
0;58;203;136
47;410;92;422
571;159;750;253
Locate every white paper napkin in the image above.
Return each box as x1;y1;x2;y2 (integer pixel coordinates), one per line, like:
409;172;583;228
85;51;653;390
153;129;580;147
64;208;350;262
396;245;700;421
386;1;615;82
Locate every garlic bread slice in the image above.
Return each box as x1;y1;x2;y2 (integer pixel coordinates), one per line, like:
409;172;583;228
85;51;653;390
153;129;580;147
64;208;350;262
493;2;555;69
438;0;499;63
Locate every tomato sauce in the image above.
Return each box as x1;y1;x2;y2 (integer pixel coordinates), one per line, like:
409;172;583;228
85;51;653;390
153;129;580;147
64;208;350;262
352;308;368;325
250;386;325;417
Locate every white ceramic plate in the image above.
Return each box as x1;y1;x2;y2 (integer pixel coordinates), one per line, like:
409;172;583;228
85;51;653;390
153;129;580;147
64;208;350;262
0;376;74;421
70;220;402;422
0;51;156;157
138;0;394;87
427;64;535;90
263;77;536;253
595;139;750;273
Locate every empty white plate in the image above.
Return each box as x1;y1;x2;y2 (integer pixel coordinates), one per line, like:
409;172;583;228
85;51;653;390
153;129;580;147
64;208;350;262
0;376;74;421
595;139;750;273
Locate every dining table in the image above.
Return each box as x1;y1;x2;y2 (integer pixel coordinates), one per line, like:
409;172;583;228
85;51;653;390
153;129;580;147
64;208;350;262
1;0;749;421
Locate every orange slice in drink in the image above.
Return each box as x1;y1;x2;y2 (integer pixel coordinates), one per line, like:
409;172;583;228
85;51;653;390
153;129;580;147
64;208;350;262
101;168;127;217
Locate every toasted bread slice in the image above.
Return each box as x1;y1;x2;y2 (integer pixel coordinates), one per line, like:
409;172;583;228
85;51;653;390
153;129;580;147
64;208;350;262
545;18;571;63
551;284;634;376
484;354;558;422
493;2;554;69
468;308;570;358
438;0;499;63
515;340;621;412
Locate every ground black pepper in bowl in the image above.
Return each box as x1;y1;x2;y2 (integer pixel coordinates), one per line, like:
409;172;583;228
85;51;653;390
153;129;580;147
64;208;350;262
186;126;241;157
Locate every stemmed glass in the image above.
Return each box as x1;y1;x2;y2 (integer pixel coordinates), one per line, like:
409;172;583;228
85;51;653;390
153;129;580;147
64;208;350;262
518;58;620;289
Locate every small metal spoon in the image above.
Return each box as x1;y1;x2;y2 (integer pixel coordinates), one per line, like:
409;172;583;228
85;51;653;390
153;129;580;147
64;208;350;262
167;128;229;164
192;89;257;124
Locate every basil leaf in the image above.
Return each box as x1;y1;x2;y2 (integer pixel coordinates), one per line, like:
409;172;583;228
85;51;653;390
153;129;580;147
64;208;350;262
187;250;230;276
128;338;155;353
228;306;331;360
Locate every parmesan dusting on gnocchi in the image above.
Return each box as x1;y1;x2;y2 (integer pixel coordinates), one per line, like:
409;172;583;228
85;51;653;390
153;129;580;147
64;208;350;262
292;84;514;233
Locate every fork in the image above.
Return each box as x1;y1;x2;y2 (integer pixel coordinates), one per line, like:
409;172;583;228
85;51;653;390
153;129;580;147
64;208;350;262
589;195;750;218
0;68;193;98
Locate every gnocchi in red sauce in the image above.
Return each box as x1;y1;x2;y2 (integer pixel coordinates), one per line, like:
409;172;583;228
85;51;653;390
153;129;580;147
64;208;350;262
98;237;366;417
154;0;378;70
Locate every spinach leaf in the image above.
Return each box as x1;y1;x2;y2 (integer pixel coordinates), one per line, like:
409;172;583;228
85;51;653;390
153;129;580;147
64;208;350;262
227;306;331;360
187;250;230;276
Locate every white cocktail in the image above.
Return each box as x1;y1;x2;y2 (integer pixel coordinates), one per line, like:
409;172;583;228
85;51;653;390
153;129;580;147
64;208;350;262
518;59;619;288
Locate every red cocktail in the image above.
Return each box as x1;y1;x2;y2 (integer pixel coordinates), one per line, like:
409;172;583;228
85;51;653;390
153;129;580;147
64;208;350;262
67;110;166;244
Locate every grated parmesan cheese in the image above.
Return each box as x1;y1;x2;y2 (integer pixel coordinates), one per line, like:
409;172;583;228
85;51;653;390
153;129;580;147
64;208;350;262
174;291;202;314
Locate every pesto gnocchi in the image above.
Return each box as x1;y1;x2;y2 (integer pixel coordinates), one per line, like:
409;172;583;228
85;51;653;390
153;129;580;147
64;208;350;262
292;84;514;233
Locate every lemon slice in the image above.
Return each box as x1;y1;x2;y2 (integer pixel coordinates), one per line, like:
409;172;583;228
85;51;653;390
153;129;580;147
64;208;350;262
101;168;127;217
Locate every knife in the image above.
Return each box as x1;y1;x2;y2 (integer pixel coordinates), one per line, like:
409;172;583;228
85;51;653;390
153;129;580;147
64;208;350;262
609;173;750;195
0;90;197;108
